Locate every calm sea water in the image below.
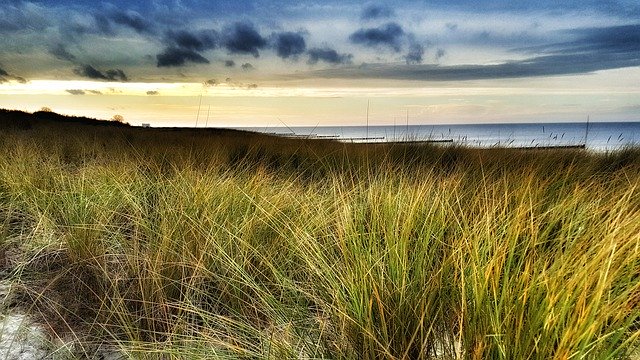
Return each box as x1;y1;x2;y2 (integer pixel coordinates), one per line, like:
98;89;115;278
239;122;640;151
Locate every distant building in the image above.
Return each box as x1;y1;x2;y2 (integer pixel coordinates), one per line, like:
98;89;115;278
141;123;150;128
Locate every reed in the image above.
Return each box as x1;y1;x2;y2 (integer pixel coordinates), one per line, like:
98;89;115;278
0;113;638;359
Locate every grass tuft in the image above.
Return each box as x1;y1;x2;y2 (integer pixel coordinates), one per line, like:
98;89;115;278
0;112;639;359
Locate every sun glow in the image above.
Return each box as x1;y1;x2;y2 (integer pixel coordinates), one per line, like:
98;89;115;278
3;78;640;98
1;69;639;128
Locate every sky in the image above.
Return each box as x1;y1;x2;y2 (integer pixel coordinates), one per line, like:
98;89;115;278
0;0;639;127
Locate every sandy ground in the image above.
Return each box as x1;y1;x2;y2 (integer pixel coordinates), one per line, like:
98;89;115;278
0;281;125;359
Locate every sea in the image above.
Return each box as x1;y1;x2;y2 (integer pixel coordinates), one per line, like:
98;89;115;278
238;122;640;151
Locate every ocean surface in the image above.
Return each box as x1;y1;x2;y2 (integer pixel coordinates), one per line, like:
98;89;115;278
238;122;640;151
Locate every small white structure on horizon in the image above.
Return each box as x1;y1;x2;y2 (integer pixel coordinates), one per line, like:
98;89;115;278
141;123;150;128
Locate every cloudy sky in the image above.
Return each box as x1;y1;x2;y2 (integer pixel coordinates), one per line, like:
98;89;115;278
1;0;639;126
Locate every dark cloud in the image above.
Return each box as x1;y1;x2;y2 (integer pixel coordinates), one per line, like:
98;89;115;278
73;65;128;81
225;60;236;67
0;66;26;84
405;43;424;64
146;90;159;95
300;48;640;81
241;63;254;71
65;89;102;95
156;47;210;67
105;69;128;82
349;22;405;52
528;24;640;55
223;22;267;57
307;48;353;65
361;5;395;20
49;44;76;62
274;31;306;59
74;65;107;80
505;24;640;74
155;29;218;68
165;29;218;51
446;23;458;31
436;48;446;60
109;10;154;34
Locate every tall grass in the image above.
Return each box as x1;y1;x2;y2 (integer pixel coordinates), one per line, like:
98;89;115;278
0;118;639;359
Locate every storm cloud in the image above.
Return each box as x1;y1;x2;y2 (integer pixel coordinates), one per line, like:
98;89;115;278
361;5;395;20
156;47;210;67
0;68;8;83
0;66;27;84
307;48;353;65
73;65;107;80
154;29;218;68
274;32;306;59
349;22;405;52
222;22;267;57
73;65;129;81
165;29;219;51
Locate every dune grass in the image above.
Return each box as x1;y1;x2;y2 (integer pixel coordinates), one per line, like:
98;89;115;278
0;117;639;359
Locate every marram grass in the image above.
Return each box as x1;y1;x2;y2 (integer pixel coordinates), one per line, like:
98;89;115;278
0;119;639;359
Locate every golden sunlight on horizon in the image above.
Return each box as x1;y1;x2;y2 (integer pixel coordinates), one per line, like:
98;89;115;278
1;69;639;128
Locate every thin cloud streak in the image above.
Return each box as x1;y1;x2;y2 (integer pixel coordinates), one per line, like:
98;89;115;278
294;53;640;81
